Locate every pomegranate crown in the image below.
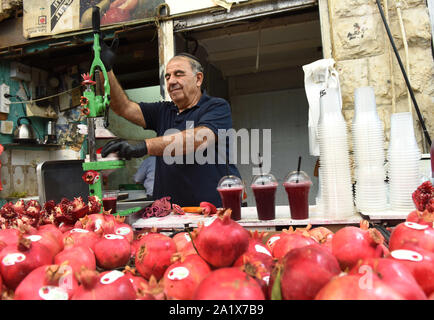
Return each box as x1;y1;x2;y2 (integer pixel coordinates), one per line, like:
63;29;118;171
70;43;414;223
81;73;96;85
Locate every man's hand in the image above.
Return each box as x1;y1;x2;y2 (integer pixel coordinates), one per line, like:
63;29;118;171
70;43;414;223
101;139;148;160
99;36;119;72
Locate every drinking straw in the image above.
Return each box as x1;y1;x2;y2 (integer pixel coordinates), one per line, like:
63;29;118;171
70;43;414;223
296;156;302;183
226;157;232;187
258;152;264;185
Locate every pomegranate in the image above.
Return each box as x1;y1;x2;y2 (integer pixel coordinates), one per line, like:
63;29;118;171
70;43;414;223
14;264;78;300
388;245;434;296
74;211;116;235
72;268;136;300
407;210;434;227
0;228;20;247
94;234;131;270
389;221;434;253
88;195;102;215
54;238;96;276
191;209;249;268
58;222;74;233
114;223;134;243
200;202;217;215
135;232;177;280
123;266;152;300
271;229;318;260
0;236;53;289
70;197;89;220
412;181;433;212
173;231;196;256
12;199;25;215
265;234;281;253
315;274;404;300
309;226;334;253
36;224;64;248
279;245;341;300
62;228;100;251
144;275;165;300
331;220;385;270
25;200;42;218
350;257;427;300
26;232;62;257
193;267;265;300
163;253;211;300
245;230;272;256
233;251;275;299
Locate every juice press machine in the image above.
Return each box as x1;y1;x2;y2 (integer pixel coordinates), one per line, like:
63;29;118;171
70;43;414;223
80;6;140;217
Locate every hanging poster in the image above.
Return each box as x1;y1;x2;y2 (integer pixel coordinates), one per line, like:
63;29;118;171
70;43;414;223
23;0;164;39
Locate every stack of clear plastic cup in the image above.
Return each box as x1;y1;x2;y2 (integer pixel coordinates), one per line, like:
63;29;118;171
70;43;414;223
317;87;355;218
387;112;421;211
352;87;388;212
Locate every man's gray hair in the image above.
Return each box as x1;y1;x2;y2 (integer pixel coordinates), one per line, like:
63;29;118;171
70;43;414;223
173;52;204;74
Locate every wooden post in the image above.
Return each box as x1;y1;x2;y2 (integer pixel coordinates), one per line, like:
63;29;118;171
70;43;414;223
157;19;175;101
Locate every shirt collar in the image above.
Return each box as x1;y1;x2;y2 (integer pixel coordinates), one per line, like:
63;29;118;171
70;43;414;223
171;90;209;113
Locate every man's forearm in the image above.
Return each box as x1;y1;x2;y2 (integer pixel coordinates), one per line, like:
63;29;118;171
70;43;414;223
106;71;130;116
146;126;216;156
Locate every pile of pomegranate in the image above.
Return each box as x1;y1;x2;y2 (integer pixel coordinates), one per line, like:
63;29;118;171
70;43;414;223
0;181;432;300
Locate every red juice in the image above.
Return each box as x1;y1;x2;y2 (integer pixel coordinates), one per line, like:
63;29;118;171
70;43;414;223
103;197;117;213
217;186;244;221
283;181;312;220
251;183;278;220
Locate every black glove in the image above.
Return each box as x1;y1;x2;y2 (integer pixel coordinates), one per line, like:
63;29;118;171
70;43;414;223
101;139;148;160
99;36;119;72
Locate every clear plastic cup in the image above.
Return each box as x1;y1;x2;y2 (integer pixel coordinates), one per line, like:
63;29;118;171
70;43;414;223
251;173;278;221
103;190;118;213
217;175;244;221
283;171;312;220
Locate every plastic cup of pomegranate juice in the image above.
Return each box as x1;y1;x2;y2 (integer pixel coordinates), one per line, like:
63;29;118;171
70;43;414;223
103;190;118;213
283;171;312;220
251;173;278;220
217;175;244;221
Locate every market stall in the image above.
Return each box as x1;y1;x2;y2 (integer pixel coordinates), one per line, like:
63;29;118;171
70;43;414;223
0;0;433;302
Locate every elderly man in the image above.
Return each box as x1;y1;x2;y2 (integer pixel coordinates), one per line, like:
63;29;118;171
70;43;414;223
100;48;241;207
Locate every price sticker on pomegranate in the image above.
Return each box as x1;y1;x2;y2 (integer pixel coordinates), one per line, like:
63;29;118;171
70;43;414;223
167;267;190;281
2;253;26;266
266;235;280;248
25;235;42;242
94;219;103;232
255;244;272;256
39;286;69;300
204;216;217;227
404;222;429;230
391;249;423;262
70;228;89;233
101;270;125;285
184;233;192;242
115;227;131;236
104;234;124;240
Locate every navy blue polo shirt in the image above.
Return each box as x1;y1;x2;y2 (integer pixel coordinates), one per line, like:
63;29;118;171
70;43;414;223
138;92;241;207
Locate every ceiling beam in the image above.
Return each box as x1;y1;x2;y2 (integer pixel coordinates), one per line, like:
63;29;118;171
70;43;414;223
206;37;321;62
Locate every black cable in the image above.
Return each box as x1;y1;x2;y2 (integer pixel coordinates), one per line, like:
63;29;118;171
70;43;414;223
376;0;431;146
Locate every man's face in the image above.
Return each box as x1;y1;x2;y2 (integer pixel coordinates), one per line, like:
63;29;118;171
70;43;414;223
165;57;203;110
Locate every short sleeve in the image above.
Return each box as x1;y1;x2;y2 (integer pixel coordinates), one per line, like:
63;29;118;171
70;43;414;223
138;102;163;132
196;98;232;135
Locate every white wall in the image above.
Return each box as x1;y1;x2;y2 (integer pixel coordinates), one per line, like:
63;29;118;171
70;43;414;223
230;88;319;206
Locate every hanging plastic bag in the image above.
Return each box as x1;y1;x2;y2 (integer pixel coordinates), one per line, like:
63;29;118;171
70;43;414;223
302;59;342;156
